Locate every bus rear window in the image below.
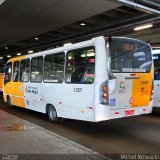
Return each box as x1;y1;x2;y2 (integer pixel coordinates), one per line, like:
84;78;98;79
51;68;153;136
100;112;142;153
109;38;152;73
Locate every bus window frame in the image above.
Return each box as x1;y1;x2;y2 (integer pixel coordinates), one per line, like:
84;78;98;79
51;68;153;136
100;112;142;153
65;46;95;84
43;52;65;83
12;61;20;82
30;56;43;83
19;58;30;83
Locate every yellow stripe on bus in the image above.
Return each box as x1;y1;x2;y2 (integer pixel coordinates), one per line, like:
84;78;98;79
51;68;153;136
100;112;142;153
131;65;153;107
8;55;26;63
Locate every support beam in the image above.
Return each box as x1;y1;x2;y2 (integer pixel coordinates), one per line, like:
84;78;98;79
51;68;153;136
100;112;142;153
116;0;160;14
141;0;160;8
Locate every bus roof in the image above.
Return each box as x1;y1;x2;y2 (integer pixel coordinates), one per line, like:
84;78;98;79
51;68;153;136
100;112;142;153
7;37;97;63
7;36;150;63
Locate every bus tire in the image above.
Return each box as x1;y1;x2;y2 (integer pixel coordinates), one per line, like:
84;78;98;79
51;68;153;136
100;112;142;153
7;96;13;108
47;105;60;123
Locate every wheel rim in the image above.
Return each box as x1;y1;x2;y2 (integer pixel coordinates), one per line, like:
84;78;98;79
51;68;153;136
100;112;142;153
49;106;57;121
51;108;57;119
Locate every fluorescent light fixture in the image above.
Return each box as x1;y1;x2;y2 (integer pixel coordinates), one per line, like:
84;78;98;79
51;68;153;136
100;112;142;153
81;53;95;57
87;53;95;57
81;54;85;57
68;56;72;59
34;37;39;40
17;53;21;56
0;57;3;60
134;24;153;31
64;43;72;47
80;22;86;26
28;50;34;54
7;55;11;58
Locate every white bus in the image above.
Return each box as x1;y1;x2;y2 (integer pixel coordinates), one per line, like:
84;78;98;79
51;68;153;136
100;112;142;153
3;36;153;122
152;47;160;108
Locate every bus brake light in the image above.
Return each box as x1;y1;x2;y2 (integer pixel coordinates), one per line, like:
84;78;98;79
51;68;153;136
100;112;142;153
125;110;134;116
103;92;108;98
100;81;109;105
150;81;154;100
143;108;146;112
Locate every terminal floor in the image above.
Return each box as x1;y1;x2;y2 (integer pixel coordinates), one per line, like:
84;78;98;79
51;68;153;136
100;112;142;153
0;104;107;160
0;95;160;157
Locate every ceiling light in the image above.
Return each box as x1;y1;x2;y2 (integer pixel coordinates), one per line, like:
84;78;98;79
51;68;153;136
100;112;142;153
17;53;21;56
64;43;72;47
80;22;86;26
7;55;11;58
68;56;72;59
28;50;34;54
81;54;86;57
152;48;160;54
0;57;3;60
5;46;8;50
34;37;39;40
134;24;153;31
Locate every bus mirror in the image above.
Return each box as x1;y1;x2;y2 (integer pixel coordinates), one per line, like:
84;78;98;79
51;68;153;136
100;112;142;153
108;78;117;94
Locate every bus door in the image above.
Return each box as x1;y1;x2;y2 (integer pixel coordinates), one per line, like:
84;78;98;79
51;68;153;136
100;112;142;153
108;38;152;111
63;47;95;120
153;51;160;107
24;56;45;112
11;61;25;107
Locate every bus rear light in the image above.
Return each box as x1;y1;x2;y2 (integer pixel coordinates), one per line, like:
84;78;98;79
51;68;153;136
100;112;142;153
100;81;109;105
152;84;154;94
115;112;119;115
125;110;134;116
143;108;146;112
150;81;154;100
103;92;108;98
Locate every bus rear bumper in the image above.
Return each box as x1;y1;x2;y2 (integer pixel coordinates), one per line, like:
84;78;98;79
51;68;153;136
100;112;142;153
94;104;153;122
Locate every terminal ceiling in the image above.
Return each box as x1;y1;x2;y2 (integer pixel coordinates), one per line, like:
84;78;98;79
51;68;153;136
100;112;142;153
0;0;159;60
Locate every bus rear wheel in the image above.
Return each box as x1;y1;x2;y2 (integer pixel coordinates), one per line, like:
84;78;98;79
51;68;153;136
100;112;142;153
47;105;60;123
7;96;13;108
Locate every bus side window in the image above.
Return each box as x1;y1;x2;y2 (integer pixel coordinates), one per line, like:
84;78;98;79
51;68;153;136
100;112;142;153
4;63;12;85
20;59;30;82
65;47;95;84
13;61;19;82
30;56;43;83
44;52;65;83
